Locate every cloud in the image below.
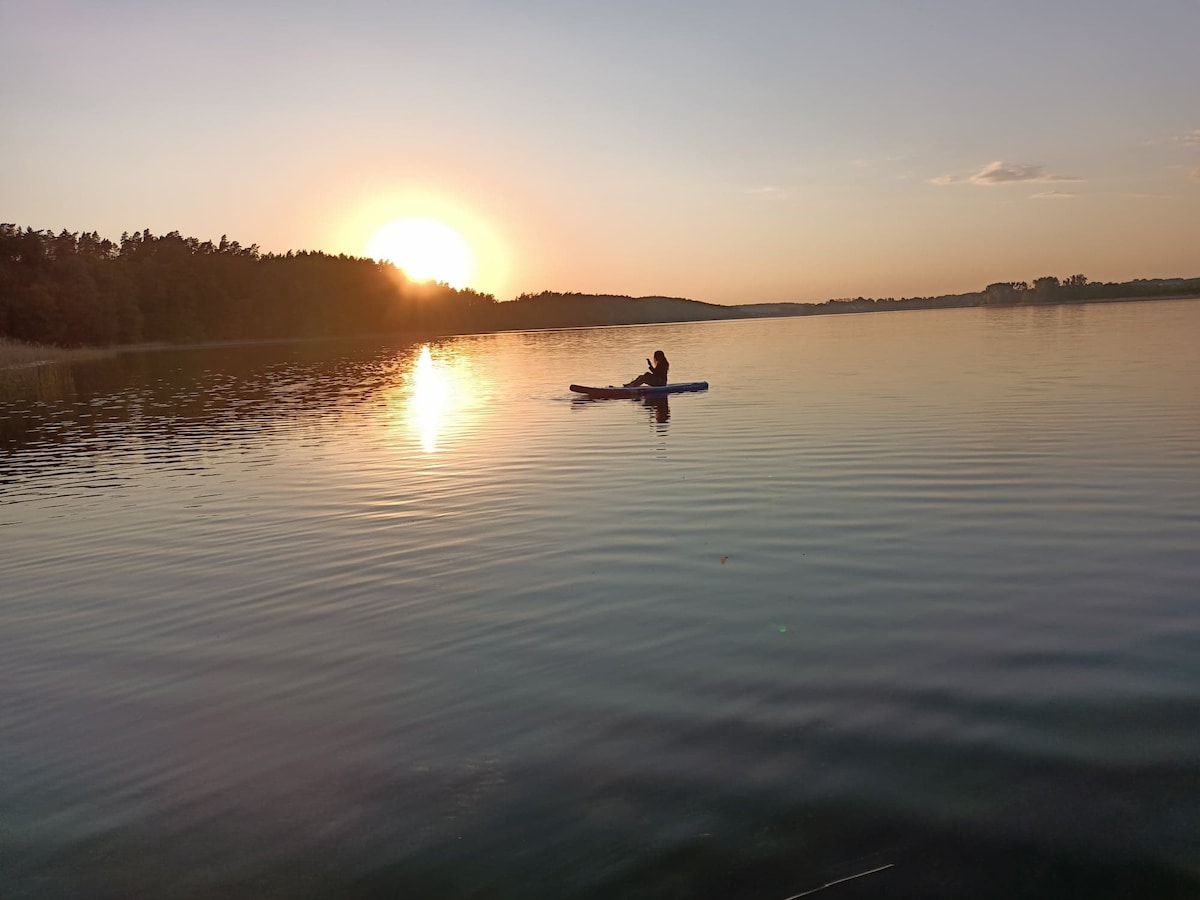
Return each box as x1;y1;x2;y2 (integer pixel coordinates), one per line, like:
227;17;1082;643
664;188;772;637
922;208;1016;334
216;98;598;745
931;160;1080;187
1031;191;1075;200
849;152;914;170
1172;129;1200;146
747;185;788;198
970;161;1044;184
968;161;1079;184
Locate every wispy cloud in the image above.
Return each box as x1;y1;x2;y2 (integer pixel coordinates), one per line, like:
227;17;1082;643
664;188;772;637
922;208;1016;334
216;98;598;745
1031;190;1075;200
847;154;912;171
747;185;789;199
1144;128;1200;147
931;160;1080;187
969;161;1079;184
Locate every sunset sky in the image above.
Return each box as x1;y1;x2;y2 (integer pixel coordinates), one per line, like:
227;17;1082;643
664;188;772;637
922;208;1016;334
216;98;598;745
4;0;1199;304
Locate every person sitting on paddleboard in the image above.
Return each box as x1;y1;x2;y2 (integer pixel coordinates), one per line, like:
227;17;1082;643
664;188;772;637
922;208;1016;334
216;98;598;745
625;350;669;387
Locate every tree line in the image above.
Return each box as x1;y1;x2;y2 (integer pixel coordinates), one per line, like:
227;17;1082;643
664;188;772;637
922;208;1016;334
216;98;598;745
821;273;1200;312
0;225;497;346
3;223;1198;348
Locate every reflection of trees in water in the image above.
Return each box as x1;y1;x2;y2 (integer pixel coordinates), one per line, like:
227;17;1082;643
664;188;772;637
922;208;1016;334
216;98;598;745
0;364;80;448
0;361;77;404
0;340;424;454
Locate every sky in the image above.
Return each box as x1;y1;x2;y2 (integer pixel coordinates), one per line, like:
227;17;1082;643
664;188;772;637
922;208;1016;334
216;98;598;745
3;0;1199;304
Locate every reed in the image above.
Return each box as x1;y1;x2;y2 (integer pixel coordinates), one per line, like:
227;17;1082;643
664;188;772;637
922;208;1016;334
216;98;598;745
0;338;112;369
0;339;113;402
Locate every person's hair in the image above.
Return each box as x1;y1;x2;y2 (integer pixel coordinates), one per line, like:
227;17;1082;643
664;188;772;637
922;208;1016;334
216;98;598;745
653;350;667;362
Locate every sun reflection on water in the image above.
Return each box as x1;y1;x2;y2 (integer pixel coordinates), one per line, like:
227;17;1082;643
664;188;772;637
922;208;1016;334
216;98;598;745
411;346;449;452
398;343;486;454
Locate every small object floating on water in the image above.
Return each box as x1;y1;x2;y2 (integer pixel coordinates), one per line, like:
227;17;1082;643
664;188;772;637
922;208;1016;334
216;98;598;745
721;555;728;565
770;623;788;634
568;382;709;399
782;863;895;899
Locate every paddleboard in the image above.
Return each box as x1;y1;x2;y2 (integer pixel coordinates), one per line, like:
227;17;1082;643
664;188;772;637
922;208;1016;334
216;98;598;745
569;382;709;399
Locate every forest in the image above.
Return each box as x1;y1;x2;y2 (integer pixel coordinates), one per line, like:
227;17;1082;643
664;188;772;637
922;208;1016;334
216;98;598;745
3;224;1199;348
0;225;496;347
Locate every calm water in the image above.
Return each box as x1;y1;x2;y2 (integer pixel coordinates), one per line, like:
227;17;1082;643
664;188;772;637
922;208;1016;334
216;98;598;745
2;301;1199;899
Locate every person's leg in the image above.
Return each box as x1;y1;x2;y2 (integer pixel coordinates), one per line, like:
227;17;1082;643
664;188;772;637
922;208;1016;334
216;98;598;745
624;373;650;387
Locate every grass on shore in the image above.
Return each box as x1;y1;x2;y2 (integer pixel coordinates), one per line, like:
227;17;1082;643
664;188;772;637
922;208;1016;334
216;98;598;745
0;337;114;369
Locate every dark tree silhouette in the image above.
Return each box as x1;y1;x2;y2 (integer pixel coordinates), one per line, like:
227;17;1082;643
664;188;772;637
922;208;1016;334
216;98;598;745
2;224;1198;347
0;224;497;346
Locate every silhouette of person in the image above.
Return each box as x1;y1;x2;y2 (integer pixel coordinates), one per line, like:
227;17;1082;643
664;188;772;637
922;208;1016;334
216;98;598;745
624;350;669;387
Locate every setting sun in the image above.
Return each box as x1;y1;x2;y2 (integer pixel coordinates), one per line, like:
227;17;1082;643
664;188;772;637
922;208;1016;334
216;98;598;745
367;218;474;288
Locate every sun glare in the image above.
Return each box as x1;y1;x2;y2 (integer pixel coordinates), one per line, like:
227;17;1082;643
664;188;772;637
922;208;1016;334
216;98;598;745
367;218;474;288
411;345;450;453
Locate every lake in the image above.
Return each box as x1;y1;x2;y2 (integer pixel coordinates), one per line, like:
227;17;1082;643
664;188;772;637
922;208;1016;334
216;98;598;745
2;300;1199;899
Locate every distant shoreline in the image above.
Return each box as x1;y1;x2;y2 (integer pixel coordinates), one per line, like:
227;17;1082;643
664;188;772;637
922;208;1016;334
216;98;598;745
482;290;1200;333
3;293;1197;370
5;225;1198;353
